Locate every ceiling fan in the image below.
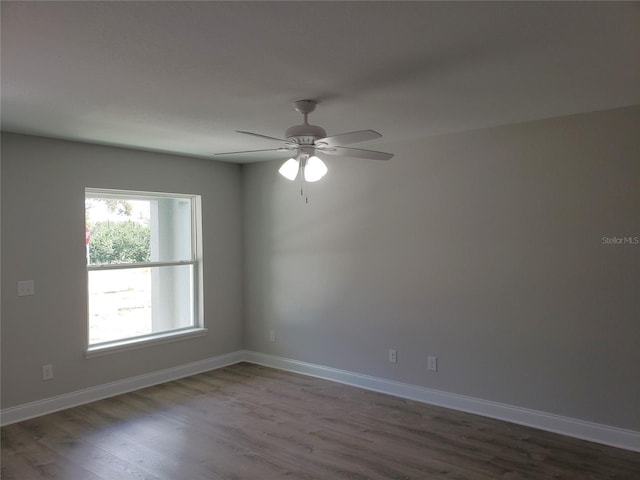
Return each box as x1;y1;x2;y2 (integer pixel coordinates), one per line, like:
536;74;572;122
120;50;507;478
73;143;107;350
215;100;394;182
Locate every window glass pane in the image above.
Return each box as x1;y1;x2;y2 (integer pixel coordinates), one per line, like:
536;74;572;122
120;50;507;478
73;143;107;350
86;195;192;265
88;264;194;345
88;268;152;344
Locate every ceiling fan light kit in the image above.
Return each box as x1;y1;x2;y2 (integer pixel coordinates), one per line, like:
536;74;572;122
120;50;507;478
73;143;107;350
278;153;328;183
216;99;394;183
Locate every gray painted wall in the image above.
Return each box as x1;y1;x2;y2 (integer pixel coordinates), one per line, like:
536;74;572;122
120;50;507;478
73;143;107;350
2;106;638;432
243;106;640;431
1;133;244;408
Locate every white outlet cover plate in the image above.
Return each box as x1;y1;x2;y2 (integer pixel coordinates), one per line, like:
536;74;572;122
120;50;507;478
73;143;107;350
17;280;35;296
428;355;438;371
42;364;54;380
389;349;397;363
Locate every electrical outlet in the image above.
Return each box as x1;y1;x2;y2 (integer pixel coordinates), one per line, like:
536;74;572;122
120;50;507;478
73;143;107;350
427;355;438;372
17;280;35;296
42;364;54;381
389;349;397;363
269;330;276;342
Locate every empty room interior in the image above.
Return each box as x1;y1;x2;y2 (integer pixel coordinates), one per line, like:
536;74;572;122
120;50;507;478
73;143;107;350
1;2;639;479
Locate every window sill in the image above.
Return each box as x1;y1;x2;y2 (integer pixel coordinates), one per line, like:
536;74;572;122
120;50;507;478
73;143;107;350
85;328;208;359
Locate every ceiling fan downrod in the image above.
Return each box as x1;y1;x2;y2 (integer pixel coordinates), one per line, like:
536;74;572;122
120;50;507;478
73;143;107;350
285;100;327;144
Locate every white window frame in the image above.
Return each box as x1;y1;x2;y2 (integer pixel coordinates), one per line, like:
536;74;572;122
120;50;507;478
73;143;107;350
85;188;205;358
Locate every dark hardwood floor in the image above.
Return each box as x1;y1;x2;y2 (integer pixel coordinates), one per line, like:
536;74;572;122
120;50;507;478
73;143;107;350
2;362;639;479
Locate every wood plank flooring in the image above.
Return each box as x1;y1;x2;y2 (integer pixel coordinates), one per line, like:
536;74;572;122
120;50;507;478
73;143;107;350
2;362;639;479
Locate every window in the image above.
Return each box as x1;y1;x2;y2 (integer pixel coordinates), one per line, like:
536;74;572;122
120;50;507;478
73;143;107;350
85;188;204;353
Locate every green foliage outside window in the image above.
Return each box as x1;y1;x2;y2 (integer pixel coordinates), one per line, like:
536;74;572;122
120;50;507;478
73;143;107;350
88;220;150;264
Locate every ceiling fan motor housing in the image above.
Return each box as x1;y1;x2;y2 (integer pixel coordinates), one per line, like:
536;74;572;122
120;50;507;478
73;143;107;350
285;123;327;145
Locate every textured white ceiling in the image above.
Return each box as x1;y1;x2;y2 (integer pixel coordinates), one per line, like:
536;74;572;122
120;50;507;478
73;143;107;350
2;1;639;163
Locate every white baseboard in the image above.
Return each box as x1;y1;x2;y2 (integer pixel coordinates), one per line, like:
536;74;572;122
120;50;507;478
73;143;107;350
243;351;640;452
2;349;638;452
0;351;243;427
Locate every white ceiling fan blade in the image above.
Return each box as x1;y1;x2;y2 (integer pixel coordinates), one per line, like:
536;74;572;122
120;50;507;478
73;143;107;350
236;131;287;143
214;147;292;156
315;130;381;147
324;146;394;161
